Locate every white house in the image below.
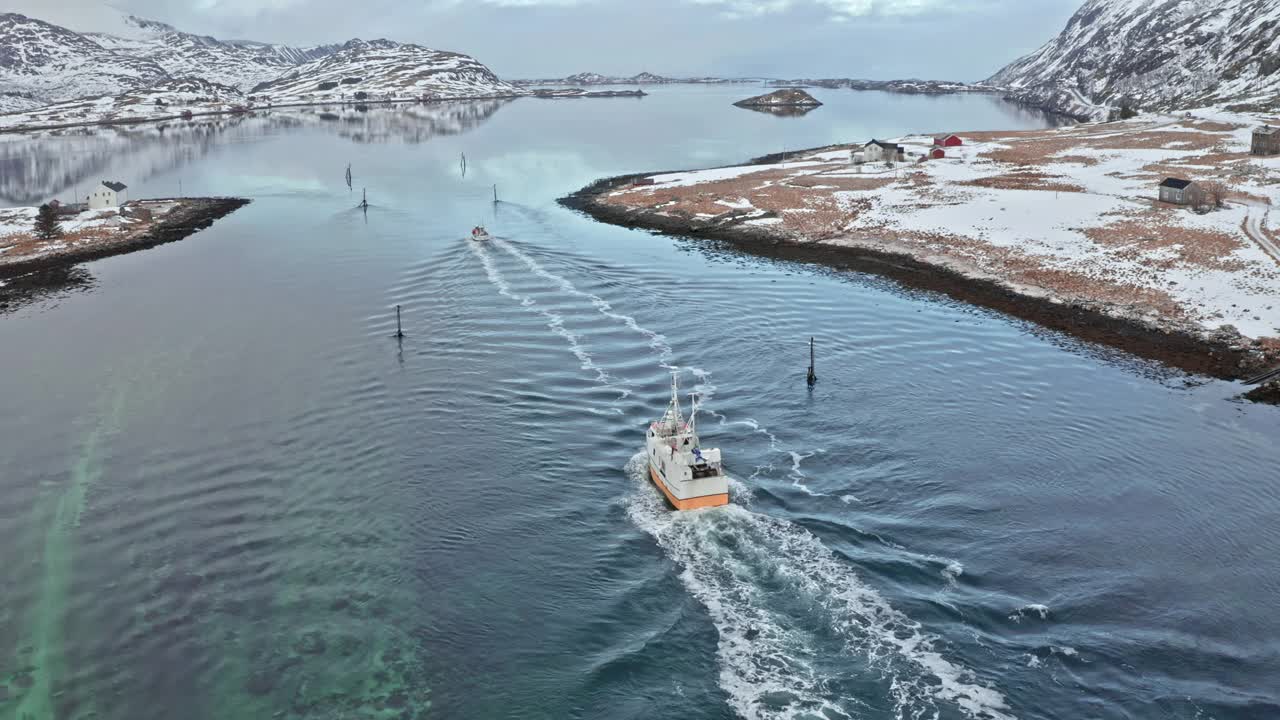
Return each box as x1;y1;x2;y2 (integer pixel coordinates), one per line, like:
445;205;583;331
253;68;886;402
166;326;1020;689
88;181;128;210
863;140;903;163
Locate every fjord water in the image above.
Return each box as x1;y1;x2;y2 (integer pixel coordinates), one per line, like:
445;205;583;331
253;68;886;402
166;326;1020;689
1;85;1278;720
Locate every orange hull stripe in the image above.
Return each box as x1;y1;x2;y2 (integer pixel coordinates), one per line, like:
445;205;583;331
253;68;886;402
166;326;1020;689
649;466;729;511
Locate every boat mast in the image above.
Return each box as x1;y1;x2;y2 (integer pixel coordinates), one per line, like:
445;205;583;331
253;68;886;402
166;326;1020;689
668;371;683;430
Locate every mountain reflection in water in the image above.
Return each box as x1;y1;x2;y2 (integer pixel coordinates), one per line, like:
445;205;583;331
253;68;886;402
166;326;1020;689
0;99;513;206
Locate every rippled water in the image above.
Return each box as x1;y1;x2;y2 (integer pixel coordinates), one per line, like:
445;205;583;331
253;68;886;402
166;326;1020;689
1;86;1278;720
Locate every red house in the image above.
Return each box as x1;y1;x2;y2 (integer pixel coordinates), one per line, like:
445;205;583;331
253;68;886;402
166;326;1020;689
929;147;947;159
933;134;963;147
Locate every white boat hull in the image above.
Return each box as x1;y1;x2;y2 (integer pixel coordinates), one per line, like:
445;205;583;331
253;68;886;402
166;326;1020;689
647;461;729;511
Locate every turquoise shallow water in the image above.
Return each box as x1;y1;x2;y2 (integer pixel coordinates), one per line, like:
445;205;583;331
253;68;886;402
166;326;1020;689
1;86;1278;720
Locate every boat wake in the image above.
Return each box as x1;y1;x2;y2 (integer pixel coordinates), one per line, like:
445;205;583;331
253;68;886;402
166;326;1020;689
469;239;628;400
485;237;821;495
625;454;1013;720
493;238;677;369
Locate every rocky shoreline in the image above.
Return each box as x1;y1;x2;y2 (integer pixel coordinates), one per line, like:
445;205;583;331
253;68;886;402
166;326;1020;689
0;197;250;280
560;168;1280;396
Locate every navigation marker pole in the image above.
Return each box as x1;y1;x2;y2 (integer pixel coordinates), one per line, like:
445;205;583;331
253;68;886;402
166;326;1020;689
493;185;498;204
395;305;405;340
806;337;817;387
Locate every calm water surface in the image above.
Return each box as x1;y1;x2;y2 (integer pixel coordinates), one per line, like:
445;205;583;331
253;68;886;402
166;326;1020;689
1;86;1277;720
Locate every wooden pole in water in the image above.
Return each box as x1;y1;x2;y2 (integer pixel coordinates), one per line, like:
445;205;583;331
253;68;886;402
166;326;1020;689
493;184;498;204
395;305;404;339
807;337;817;387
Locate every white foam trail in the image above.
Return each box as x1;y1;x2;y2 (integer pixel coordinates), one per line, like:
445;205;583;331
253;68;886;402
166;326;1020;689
726;418;782;452
492;239;813;493
1008;604;1050;623
470;240;627;400
624;454;1014;720
942;560;964;587
494;238;677;368
786;450;825;496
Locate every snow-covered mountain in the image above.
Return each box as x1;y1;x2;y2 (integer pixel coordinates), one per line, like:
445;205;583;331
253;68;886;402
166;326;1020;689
250;39;525;101
0;12;522;119
0;13;169;103
85;15;321;92
988;0;1280;120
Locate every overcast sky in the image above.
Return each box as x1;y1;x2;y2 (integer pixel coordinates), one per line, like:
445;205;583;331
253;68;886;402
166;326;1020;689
1;0;1081;80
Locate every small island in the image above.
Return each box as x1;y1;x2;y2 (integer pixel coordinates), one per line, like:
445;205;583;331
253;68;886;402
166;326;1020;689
529;88;647;99
733;88;822;109
0;191;250;279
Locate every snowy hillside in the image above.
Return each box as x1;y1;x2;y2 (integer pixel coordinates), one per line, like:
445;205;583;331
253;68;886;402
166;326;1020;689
226;40;343;66
0;13;168;103
251;40;526;102
86;15;312;92
0;93;43;114
0;77;244;131
0;12;528;125
988;0;1280;120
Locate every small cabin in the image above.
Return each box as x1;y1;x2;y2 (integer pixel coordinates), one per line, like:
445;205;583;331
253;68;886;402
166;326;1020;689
1252;126;1280;156
47;199;83;216
88;181;128;210
1158;177;1205;206
863;140;904;163
933;134;963;147
929;147;946;160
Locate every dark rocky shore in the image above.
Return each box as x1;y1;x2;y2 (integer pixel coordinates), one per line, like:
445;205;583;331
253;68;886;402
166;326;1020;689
0;197;249;315
560;169;1280;401
0;197;249;281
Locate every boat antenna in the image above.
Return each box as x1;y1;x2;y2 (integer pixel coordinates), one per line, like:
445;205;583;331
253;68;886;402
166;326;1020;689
688;389;698;436
669;370;683;430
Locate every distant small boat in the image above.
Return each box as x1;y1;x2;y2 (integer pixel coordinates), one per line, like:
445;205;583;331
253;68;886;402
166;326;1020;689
471;225;491;241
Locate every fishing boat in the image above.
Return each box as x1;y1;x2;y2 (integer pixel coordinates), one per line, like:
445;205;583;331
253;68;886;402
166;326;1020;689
646;373;729;510
471;225;490;241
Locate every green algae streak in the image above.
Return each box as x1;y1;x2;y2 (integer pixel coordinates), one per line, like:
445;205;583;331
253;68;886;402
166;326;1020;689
6;387;127;720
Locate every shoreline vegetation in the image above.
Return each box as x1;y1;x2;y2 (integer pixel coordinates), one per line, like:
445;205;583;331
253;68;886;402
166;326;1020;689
561;110;1280;400
0;197;250;280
